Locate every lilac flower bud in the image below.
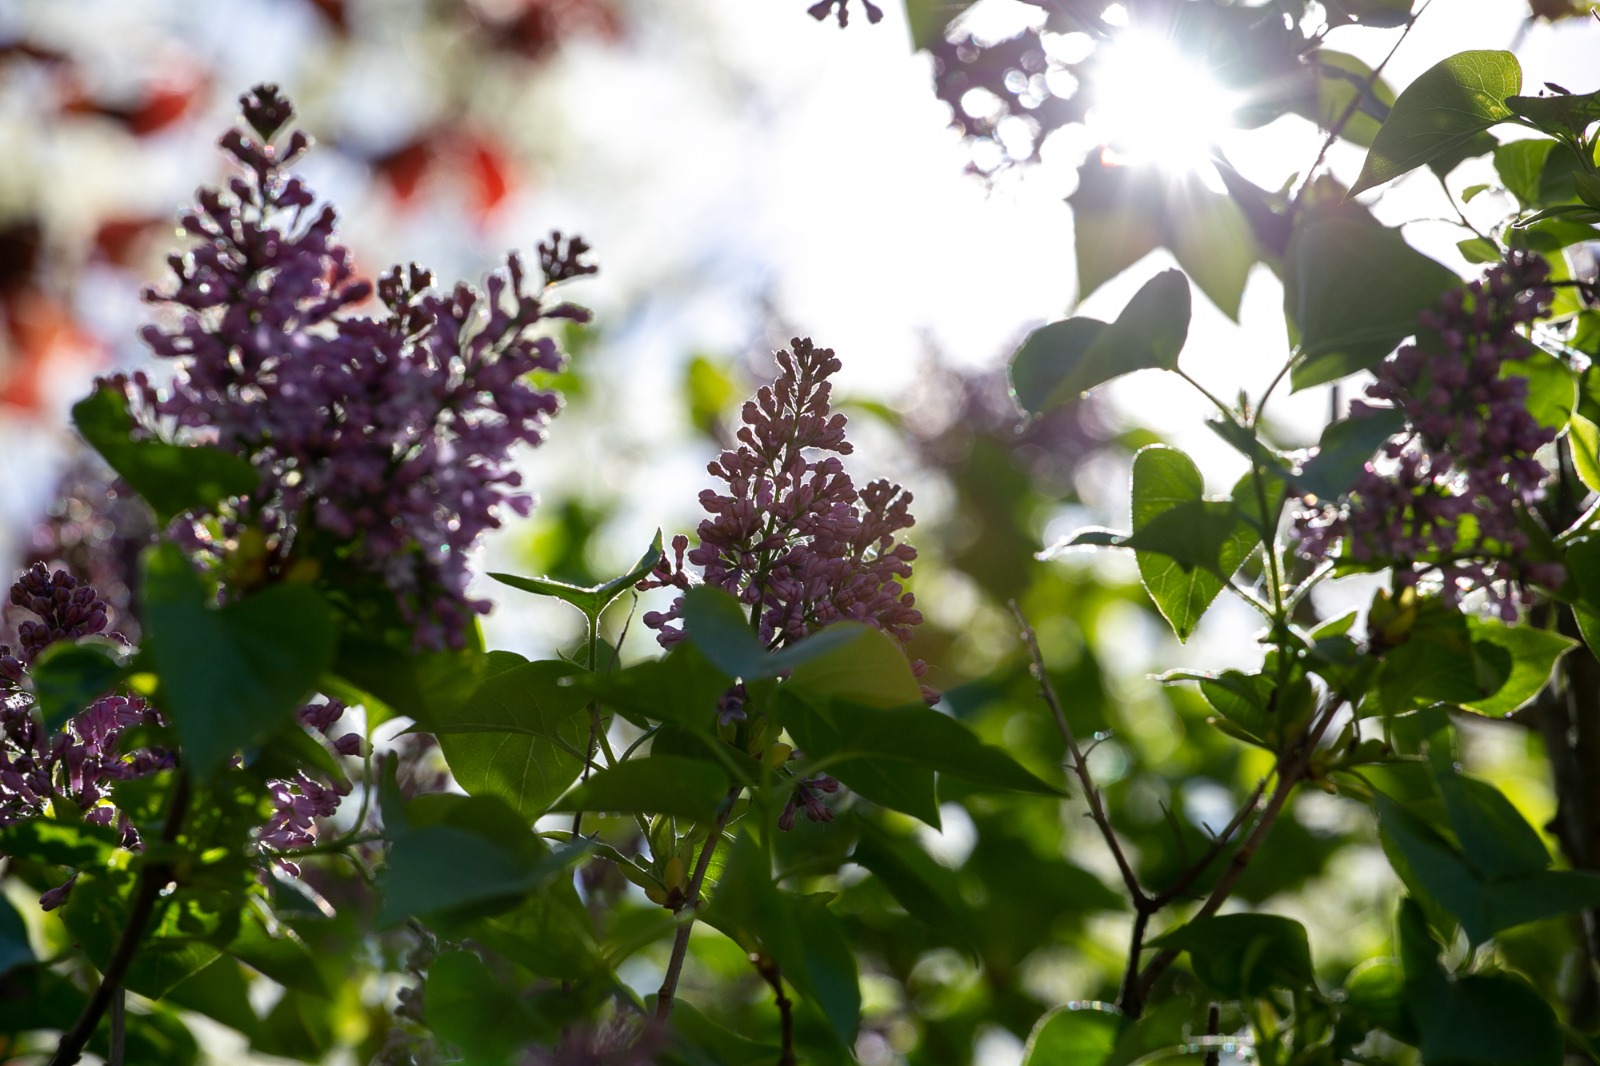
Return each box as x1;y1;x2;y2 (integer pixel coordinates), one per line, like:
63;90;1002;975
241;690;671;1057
8;563;108;664
39;875;76;912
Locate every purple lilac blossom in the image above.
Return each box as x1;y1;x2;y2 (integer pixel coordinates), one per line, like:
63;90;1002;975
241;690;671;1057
132;84;594;648
0;569;172;907
641;338;925;829
1293;253;1564;617
642;337;923;656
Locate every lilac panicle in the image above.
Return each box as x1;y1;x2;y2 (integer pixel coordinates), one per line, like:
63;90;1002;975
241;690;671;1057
1;570;172;900
641;338;926;831
134;84;594;648
1294;252;1563;617
641;337;923;657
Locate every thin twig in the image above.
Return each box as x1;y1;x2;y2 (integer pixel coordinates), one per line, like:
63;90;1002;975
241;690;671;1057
756;957;797;1066
51;772;192;1066
1010;602;1149;908
1290;0;1433;206
654;787;742;1021
1137;696;1344;999
1203;1003;1222;1066
1149;775;1270;908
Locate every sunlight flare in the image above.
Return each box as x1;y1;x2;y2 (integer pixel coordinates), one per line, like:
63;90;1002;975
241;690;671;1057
1085;30;1240;172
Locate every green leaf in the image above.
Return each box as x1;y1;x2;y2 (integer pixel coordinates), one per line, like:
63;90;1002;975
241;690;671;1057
1458;236;1502;263
490;531;663;625
1570;415;1600;492
784;623;924;708
782;692;1062;797
1505;89;1600;141
62;873;221;999
332;635;483;729
1287;214;1459;389
1502;349;1576;434
1343;959;1413;1040
701;831;859;1046
1293;408;1407;502
1461;618;1574;716
678;587;873;684
1129;446;1253;640
142;544;336;774
850;816;977;953
1021;1003;1121;1066
1296;50;1397;149
1149;913;1316;997
432;653;589;819
1165;175;1256;320
1494;139;1555;207
551;755;730;821
1434;769;1550;879
223;911;328;997
71;384;258;524
379;794;584;926
1009;270;1191;415
0;816;120;867
579;642;732;732
28;638;127;730
424;950;547;1059
665;999;782;1065
1352;51;1521;194
0;894;34;978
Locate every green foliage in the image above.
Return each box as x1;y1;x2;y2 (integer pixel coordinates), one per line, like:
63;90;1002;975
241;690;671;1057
1009;270;1191;415
1129;445;1258;639
430;652;589;819
1351;51;1521;194
142;543;337;773
71;383;257;524
1286;211;1458;389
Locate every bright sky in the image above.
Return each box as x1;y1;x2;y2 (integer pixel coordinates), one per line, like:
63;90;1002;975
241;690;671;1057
3;0;1598;662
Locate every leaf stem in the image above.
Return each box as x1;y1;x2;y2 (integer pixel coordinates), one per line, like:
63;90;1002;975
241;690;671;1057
654;786;742;1021
756;956;798;1066
1175;369;1236;422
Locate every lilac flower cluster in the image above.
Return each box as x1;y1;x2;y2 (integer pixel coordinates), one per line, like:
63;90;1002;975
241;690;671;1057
134;85;595;647
0;567;170;907
642;337;923;656
641;338;925;830
1294;253;1564;616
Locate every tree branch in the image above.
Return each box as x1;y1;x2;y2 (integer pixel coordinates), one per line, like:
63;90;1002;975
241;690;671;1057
51;771;192;1066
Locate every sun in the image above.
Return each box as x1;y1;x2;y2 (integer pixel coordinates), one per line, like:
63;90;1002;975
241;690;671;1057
1084;30;1240;173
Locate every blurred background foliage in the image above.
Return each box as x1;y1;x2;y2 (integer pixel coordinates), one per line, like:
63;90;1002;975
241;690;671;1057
2;0;1599;1063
